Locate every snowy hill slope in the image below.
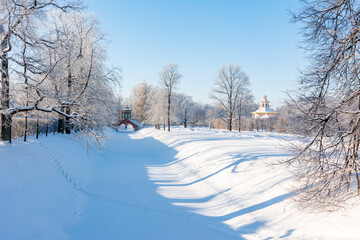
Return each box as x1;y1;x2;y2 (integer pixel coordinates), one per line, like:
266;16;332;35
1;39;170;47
1;127;360;239
0;129;238;240
140;127;360;239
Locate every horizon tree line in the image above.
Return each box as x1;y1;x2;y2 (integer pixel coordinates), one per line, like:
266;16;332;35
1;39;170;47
124;63;258;132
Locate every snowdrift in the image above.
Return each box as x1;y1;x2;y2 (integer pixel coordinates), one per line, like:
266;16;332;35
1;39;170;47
1;127;360;239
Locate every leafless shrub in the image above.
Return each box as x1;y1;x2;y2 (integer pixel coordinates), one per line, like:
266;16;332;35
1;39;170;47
285;0;360;209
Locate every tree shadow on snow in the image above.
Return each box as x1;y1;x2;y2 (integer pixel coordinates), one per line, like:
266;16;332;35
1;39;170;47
145;134;296;239
63;130;242;240
218;193;293;222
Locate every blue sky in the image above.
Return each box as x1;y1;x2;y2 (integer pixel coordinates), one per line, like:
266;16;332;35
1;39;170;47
85;0;305;108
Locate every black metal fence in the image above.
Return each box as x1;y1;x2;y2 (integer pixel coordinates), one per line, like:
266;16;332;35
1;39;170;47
12;117;59;140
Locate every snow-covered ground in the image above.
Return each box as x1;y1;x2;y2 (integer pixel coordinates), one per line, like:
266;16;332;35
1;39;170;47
1;127;360;239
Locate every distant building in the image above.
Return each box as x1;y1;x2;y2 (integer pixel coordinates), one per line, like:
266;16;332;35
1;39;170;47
252;95;277;119
114;108;142;131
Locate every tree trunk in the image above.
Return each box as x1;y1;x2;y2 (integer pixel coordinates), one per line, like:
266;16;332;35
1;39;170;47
65;65;72;134
36;117;39;139
184;107;187;128
58;115;64;134
65;107;71;134
1;114;12;143
167;94;171;132
1;46;11;143
24;115;28;142
45;118;49;137
229;112;232;131
238;102;242;132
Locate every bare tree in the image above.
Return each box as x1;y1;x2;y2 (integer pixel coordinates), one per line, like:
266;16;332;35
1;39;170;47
147;86;167;128
159;63;181;132
0;1;120;144
287;0;360;208
47;10;104;134
178;94;191;128
171;93;193;127
210;64;250;131
236;86;254;132
205;105;218;129
0;0;81;142
130;79;151;124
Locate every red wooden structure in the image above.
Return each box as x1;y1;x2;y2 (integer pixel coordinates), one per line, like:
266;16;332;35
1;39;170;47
114;108;141;131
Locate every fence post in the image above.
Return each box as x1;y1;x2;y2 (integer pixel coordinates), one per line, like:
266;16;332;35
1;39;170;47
36;117;39;139
24;115;28;142
45;118;49;137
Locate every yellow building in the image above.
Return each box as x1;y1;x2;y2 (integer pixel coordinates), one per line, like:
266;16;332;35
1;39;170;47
252;95;277;119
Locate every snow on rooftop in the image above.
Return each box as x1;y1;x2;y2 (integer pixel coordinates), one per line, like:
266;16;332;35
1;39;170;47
130;119;143;128
253;107;275;113
252;94;277;118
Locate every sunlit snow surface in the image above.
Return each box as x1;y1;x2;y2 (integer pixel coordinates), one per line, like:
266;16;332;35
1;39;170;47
1;127;360;239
